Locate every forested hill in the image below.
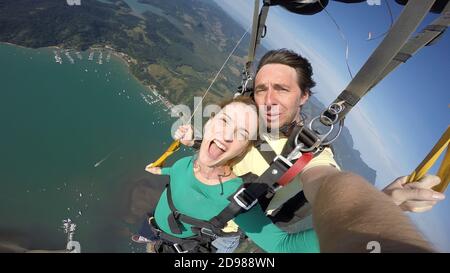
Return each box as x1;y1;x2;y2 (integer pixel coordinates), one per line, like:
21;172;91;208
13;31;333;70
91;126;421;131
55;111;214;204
0;0;252;104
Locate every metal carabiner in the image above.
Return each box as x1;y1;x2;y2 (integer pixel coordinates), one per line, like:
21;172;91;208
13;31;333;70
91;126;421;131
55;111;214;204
297;116;335;152
321;119;344;146
320;102;344;126
292;114;344;154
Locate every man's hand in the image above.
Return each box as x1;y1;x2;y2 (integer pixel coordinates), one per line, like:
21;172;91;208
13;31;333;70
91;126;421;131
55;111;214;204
383;175;445;213
174;124;194;147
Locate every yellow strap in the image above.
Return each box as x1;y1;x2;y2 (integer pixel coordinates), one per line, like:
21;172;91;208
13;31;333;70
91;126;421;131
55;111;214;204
434;147;450;193
147;140;181;168
407;126;450;193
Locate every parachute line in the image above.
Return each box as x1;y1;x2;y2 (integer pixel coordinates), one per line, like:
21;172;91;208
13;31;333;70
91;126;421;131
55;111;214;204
318;1;354;79
367;0;395;41
189;27;251;122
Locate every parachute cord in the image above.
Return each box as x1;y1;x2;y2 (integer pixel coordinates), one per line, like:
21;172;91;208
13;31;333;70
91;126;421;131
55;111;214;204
367;0;394;41
218;175;224;195
318;0;354;79
217;167;233;195
188;27;251;122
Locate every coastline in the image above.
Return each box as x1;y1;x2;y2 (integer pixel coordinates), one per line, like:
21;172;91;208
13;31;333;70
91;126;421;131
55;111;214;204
0;41;175;111
1;41;66;52
0;41;176;252
87;45;175;111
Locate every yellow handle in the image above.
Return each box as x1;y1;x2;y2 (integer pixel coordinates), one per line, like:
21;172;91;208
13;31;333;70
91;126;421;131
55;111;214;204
407;126;450;193
147;140;181;168
434;147;450;193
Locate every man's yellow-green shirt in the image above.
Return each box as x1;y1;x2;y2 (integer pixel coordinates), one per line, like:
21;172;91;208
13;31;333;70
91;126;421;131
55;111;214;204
233;134;340;216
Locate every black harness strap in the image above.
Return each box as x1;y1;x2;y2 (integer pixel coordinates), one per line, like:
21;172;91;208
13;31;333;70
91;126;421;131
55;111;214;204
255;122;299;164
268;191;309;225
162;124;314;250
148;216;217;253
166;184;184;234
166;183;232;236
254;125;309;212
210;154;295;227
255;139;277;165
209;173;262;227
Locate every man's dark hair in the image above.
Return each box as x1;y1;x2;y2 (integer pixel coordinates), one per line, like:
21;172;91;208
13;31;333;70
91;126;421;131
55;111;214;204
256;49;316;97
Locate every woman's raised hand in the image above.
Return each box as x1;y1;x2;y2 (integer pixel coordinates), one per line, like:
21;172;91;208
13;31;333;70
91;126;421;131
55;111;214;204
174;124;195;147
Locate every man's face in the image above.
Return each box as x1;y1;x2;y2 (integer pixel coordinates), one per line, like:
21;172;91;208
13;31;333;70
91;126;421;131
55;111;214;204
254;63;309;129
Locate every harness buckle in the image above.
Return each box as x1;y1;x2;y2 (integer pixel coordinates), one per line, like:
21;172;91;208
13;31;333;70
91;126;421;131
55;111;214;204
295;102;345;152
273;154;293;168
173;243;188;253
233;188;258;210
294;117;344;153
200;228;218;239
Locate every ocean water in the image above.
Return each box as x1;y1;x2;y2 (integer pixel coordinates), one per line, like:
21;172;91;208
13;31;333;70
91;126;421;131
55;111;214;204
0;43;188;252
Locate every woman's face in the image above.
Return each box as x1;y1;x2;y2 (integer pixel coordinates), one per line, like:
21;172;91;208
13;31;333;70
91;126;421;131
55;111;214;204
199;102;258;167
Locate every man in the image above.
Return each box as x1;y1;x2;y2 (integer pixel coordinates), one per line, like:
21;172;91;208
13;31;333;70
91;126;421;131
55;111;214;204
231;49;445;227
176;49;445;244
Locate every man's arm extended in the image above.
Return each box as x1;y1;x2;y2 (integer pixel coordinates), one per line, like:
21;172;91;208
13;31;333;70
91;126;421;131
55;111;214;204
301;167;435;252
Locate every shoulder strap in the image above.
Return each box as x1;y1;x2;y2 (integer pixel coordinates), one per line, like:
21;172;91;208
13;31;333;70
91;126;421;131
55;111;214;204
251;125;312;211
330;0;437;122
166;184;184;234
165;183;243;236
212;151;310;226
254;139;277;165
371;1;450;90
166;126;314;235
255;124;304;165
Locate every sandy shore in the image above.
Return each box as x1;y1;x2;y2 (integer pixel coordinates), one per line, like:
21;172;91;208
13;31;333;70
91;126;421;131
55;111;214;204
1;41;175;111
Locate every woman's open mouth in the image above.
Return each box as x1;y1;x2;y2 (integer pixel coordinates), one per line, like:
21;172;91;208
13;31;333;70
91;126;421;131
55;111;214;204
208;139;227;160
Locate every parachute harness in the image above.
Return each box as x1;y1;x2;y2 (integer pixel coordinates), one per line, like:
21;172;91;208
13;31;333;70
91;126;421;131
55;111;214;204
150;0;450;189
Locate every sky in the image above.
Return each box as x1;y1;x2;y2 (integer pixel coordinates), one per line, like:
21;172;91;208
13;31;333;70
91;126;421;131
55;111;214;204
213;0;449;252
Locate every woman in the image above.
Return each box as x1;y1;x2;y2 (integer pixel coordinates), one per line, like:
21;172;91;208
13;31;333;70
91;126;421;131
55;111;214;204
141;96;319;253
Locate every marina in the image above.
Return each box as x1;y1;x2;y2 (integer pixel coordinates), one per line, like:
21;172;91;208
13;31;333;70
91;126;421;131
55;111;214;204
53;50;62;64
64;50;75;64
0;43;178;252
98;51;103;65
50;48;174;113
